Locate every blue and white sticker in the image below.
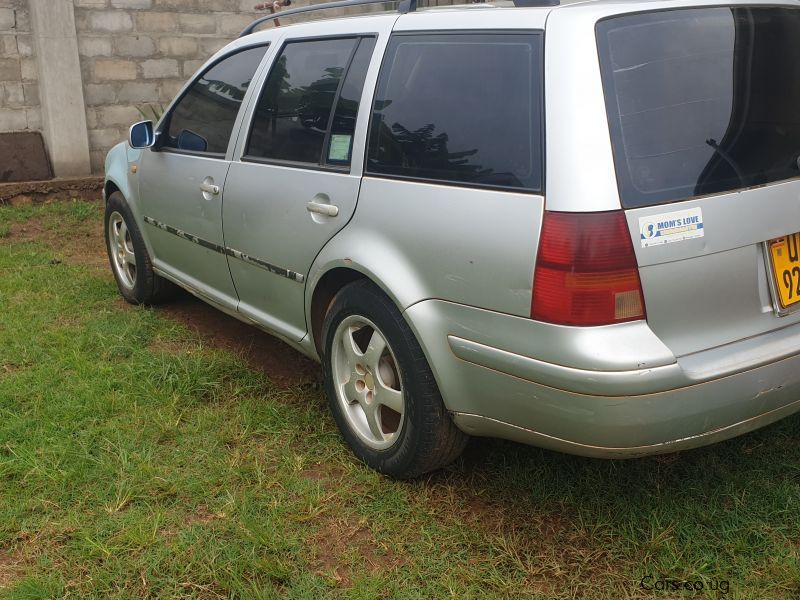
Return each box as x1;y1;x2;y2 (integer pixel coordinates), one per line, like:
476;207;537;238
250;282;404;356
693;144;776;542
639;207;704;248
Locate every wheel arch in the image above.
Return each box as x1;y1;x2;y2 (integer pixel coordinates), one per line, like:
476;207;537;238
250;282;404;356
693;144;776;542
309;267;367;356
306;240;430;358
104;179;121;203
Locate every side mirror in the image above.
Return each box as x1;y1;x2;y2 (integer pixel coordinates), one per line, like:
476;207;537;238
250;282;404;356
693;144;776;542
129;121;156;149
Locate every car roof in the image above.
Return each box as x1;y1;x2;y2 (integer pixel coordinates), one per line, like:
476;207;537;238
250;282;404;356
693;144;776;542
225;0;800;52
237;0;796;35
235;2;555;46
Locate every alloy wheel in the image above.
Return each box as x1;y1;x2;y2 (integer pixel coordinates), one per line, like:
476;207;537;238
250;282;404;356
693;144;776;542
330;315;406;450
108;211;137;289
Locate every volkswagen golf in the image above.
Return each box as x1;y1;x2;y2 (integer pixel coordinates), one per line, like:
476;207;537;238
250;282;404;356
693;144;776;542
104;0;800;478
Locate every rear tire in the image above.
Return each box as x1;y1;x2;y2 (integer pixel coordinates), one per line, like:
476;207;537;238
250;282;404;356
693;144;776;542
104;191;175;305
321;280;468;479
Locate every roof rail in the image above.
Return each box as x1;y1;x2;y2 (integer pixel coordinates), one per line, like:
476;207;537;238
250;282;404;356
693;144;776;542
240;0;413;37
239;0;558;37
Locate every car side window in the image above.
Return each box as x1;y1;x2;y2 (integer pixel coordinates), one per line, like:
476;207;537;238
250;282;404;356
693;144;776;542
162;45;268;156
245;36;375;167
367;33;544;192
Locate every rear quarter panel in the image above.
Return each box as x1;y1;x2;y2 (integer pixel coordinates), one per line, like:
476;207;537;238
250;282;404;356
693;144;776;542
307;178;544;317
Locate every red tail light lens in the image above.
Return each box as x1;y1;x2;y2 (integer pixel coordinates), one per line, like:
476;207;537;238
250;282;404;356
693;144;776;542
531;210;645;326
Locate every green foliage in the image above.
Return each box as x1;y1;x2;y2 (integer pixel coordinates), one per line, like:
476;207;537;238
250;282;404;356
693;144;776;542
136;103;165;124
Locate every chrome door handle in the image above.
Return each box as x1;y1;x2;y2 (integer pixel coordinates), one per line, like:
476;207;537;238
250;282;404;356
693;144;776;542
200;182;220;195
306;201;339;217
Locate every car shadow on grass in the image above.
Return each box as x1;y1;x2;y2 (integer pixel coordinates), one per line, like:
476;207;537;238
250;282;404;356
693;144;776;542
161;287;800;549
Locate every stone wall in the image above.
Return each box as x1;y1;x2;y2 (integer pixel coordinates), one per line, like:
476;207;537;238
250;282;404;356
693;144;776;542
74;0;263;172
0;0;39;135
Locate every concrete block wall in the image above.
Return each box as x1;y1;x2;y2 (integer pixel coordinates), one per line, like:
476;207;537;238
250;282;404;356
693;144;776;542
74;0;264;172
0;0;39;134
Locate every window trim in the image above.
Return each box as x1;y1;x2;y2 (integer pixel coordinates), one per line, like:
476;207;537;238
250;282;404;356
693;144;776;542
363;29;546;194
158;147;227;160
241;155;350;174
240;33;378;172
154;42;270;160
364;172;545;195
319;38;361;167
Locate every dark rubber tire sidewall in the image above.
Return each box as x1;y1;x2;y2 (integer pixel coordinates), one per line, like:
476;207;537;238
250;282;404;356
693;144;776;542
104;191;171;305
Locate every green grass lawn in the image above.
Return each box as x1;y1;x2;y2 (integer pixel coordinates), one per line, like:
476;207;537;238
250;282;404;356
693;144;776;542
1;200;800;599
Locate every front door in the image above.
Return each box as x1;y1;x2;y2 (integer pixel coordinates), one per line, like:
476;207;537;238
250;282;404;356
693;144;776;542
223;32;381;340
139;45;269;307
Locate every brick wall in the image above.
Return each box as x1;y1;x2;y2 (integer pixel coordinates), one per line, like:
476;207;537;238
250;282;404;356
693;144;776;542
0;0;39;134
74;0;263;172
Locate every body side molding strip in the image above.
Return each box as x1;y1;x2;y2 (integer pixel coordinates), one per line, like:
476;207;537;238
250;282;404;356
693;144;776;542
143;216;305;283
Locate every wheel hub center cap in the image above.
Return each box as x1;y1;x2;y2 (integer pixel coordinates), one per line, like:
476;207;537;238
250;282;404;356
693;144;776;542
364;371;375;391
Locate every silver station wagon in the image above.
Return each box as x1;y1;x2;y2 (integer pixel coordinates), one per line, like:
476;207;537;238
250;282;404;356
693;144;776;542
104;0;800;478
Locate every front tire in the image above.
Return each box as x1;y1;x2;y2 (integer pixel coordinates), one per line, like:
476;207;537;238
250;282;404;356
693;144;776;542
104;191;175;305
322;280;468;479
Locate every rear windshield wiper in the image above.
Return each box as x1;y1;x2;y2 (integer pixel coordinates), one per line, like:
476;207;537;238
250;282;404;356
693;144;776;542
706;138;747;187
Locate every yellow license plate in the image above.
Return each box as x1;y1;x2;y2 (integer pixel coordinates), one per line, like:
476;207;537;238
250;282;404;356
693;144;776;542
769;233;800;309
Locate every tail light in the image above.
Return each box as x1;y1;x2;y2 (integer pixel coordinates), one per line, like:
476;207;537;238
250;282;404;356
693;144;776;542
531;210;645;326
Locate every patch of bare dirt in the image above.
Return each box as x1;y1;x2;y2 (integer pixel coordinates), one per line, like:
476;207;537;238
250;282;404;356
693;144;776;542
301;463;343;482
300;463;347;486
1;362;20;375
61;224;108;272
0;533;36;590
158;506;227;541
311;518;405;586
6;214;108;272
0;177;103;205
186;505;226;525
147;336;194;355
0;548;25;589
7;218;46;242
159;297;319;389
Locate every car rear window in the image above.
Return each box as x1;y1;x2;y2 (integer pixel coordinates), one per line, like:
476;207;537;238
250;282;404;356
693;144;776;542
597;7;800;208
366;33;543;192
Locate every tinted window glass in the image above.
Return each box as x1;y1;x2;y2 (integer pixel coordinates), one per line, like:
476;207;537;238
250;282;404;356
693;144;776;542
164;46;267;155
367;33;543;192
325;37;376;165
598;7;800;208
246;38;359;164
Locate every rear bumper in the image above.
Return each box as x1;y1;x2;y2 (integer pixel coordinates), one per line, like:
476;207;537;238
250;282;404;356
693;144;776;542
405;300;800;457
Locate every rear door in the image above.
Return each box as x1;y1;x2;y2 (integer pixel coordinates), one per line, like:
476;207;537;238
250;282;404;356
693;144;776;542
223;20;390;340
140;45;269;307
596;6;800;358
357;26;546;318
